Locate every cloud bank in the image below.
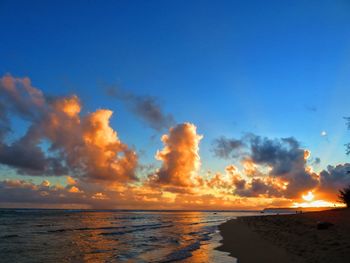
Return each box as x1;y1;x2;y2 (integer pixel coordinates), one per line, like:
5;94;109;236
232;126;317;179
212;135;322;199
0;74;349;209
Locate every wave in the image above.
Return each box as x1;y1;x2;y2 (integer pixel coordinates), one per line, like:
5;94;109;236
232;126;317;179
45;222;166;233
162;241;201;262
188;219;227;225
100;224;174;236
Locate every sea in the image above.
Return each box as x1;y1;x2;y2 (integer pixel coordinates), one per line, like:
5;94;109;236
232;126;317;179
0;209;270;263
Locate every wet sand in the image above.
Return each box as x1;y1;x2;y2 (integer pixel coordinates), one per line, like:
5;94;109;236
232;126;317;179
217;208;350;263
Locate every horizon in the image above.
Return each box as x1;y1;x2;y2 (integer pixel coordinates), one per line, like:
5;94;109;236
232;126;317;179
0;206;340;215
1;0;350;210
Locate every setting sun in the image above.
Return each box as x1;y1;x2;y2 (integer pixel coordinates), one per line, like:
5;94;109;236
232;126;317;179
294;191;345;208
302;191;314;202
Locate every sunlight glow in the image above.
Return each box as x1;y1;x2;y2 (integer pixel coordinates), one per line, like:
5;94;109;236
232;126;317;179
292;200;345;208
302;191;314;202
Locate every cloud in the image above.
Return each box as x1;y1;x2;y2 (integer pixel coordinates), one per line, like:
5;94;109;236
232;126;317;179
212;134;319;198
106;86;174;131
205;165;246;193
0;75;66;175
209;134;348;201
312;157;321;165
39;102;138;182
0;139;67;176
235;177;284;198
0;179;86;206
250;136;302;174
1;73;349;208
318;163;350;195
211;136;245;159
0;75;45;120
149;123;203;190
247;136;319;198
0;101;11;140
0;178;133;209
0;75;138;182
0;178;281;210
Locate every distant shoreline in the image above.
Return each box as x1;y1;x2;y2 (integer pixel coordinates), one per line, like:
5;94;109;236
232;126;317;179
0;208;262;212
0;207;337;212
216;208;350;263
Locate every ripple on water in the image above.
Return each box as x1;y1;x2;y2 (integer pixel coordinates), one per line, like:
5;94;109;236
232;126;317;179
0;210;262;262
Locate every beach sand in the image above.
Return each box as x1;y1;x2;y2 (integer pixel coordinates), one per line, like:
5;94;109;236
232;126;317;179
217;208;350;263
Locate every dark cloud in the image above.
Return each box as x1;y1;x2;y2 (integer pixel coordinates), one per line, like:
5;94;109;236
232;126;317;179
0;75;46;120
0;143;44;172
248;136;318;198
0;123;68;176
312;157;321;165
213;134;319;198
0;76;62;175
235;178;283;198
211;136;245;159
249;136;303;175
213;132;350;200
0;180;86;205
319;163;350;194
0;102;11;140
106;86;175;131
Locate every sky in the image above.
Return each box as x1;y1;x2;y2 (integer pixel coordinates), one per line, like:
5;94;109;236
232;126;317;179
1;0;350;209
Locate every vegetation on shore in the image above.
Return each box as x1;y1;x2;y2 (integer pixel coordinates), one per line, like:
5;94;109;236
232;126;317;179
339;185;350;207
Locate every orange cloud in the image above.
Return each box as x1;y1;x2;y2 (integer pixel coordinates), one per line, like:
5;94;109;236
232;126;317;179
68;186;83;193
149;123;203;190
0;75;138;182
66;176;77;185
53;95;81;117
42;96;139;182
241;158;259;177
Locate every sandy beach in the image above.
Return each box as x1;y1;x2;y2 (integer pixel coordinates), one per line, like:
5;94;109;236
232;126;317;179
217;208;350;263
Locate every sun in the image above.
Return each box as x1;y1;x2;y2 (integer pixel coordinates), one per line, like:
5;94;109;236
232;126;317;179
302;191;314;202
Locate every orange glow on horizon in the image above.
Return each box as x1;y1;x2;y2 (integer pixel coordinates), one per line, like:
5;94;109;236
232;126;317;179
292;191;346;208
292;199;345;208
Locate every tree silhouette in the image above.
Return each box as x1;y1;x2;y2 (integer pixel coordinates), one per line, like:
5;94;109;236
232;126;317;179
339;185;350;207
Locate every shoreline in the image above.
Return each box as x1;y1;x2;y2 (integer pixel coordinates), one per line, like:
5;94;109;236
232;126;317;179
216;208;350;263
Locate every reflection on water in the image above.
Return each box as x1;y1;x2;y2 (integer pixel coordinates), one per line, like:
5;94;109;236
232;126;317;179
0;210;260;262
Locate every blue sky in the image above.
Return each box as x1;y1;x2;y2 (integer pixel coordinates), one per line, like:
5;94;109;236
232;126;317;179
1;0;350;181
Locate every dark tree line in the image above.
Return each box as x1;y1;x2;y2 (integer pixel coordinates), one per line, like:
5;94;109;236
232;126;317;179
339;186;350;207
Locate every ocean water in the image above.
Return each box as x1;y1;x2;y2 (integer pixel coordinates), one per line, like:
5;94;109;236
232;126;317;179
0;209;263;262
